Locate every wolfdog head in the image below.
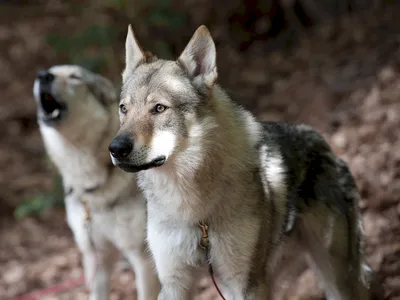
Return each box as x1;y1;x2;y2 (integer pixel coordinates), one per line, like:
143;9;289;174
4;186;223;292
33;65;118;142
110;25;220;173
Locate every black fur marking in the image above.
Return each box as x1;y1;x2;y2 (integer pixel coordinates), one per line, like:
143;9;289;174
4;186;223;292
116;156;166;173
258;121;357;243
283;193;297;234
245;166;273;293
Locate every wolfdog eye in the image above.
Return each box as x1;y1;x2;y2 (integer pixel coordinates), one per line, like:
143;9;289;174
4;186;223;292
152;104;167;114
69;74;81;80
119;104;127;114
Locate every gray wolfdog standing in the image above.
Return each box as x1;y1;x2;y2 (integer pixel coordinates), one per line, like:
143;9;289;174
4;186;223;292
33;65;160;300
109;25;383;300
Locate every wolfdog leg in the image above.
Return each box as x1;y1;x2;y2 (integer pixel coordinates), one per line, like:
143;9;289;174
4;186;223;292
270;254;308;299
154;262;196;300
158;281;194;300
65;196;116;300
302;212;377;300
124;248;160;300
83;241;118;300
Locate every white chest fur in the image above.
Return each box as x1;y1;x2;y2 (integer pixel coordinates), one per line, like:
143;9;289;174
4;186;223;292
40;125;107;189
139;167;209;223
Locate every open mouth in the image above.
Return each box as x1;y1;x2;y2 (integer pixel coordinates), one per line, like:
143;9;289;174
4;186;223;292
116;156;166;173
38;92;67;123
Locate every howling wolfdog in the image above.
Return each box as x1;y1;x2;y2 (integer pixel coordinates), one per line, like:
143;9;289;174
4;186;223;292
33;65;160;300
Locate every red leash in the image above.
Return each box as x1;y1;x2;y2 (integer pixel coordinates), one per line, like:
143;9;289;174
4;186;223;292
9;250;98;300
209;265;227;300
10;204;99;300
9;275;85;300
9;256;226;300
9;269;226;300
199;221;227;300
11;220;224;300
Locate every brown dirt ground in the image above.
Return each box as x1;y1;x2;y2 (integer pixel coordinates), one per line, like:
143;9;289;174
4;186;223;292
0;2;400;300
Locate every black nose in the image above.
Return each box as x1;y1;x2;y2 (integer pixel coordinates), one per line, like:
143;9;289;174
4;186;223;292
109;137;133;159
37;70;55;84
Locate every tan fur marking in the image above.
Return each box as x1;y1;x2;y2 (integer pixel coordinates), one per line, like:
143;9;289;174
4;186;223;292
124;116;154;149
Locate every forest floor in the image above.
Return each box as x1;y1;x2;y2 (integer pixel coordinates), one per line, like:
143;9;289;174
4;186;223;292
0;2;399;299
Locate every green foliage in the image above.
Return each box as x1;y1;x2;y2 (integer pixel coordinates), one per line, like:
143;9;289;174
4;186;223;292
71;55;108;74
46;24;117;73
14;174;65;220
144;0;187;59
146;0;186;29
109;0;128;10
45;0;186;71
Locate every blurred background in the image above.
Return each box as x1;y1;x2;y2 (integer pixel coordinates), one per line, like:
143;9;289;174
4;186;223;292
0;0;399;299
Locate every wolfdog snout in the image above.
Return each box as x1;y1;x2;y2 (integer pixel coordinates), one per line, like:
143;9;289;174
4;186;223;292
109;136;133;159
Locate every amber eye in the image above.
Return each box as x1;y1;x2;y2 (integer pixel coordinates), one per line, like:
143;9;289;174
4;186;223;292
153;104;167;114
119;104;127;114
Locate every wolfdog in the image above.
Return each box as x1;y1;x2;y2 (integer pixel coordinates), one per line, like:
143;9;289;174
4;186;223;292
33;65;160;300
109;25;383;300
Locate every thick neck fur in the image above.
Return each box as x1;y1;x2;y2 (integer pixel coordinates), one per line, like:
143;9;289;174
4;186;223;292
139;85;264;225
39;103;119;192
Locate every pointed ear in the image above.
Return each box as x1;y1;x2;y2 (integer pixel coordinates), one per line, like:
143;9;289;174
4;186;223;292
87;74;118;106
93;74;118;104
123;25;145;81
178;25;218;89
